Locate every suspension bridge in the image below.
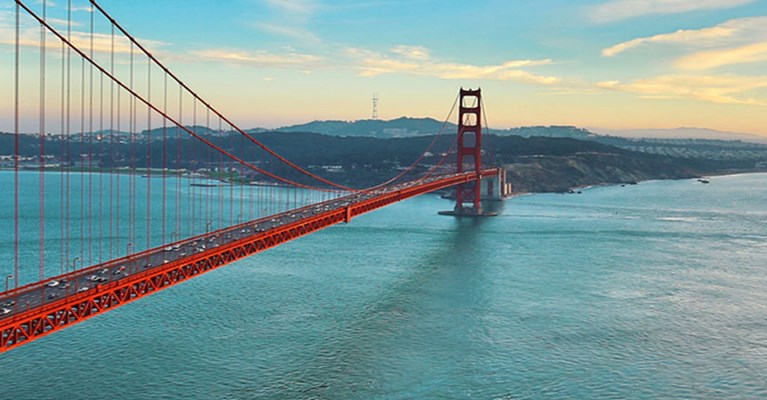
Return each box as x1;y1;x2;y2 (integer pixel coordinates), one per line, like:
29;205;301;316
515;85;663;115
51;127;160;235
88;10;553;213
0;0;507;353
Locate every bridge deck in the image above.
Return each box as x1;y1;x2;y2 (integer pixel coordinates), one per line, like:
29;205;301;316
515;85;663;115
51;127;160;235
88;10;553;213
0;169;498;352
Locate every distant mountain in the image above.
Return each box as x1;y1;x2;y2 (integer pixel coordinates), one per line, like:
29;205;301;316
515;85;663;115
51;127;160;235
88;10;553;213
499;126;593;139
141;125;223;137
275;117;597;140
276;117;455;138
590;127;767;144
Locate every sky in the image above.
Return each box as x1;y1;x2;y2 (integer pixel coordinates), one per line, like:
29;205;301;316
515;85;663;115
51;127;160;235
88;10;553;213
2;0;767;136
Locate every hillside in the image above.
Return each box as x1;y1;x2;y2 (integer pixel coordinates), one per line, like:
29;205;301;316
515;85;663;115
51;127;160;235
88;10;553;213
3;130;763;193
590;127;767;143
276;117;452;138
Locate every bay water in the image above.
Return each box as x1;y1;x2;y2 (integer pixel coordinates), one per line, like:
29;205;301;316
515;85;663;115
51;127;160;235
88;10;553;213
0;172;765;399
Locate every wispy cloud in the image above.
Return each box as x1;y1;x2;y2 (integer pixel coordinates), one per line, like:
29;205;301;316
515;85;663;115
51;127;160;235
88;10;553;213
0;11;165;55
598;74;767;106
192;48;323;67
253;0;320;44
390;45;430;61
589;0;754;23
253;22;320;43
602;26;735;57
264;0;316;16
602;16;767;57
675;41;767;70
348;46;558;84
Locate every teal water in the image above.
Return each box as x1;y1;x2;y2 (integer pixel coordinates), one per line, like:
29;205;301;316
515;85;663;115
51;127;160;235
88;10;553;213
1;173;766;399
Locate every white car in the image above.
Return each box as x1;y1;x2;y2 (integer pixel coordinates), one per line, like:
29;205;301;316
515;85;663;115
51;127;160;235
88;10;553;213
1;308;11;315
46;280;60;288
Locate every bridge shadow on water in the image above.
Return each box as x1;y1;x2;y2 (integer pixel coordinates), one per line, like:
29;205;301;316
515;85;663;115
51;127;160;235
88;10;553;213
234;214;497;399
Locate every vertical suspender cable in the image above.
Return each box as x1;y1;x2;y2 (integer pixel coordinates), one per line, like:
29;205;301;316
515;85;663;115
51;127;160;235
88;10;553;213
87;4;95;265
239;133;244;221
128;42;134;251
115;81;121;259
95;3;103;263
98;66;104;263
39;0;47;279
205;110;211;231
190;98;197;237
108;23;115;260
80;54;86;265
161;73;167;245
13;2;20;288
59;30;66;271
175;86;181;240
146;57;152;250
218;126;223;229
65;0;72;273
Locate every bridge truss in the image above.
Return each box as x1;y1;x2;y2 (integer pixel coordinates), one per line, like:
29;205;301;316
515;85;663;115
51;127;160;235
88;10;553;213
1;0;500;352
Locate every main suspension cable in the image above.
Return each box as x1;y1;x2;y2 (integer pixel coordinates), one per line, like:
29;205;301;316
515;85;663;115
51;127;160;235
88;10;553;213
88;0;456;193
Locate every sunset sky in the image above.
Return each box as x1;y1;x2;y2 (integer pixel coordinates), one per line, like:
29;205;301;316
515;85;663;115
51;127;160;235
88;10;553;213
2;0;767;136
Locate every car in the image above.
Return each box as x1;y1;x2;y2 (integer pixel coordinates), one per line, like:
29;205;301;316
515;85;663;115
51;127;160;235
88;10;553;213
98;268;109;275
164;246;174;252
114;266;126;275
4;300;15;307
46;280;60;288
87;275;99;282
78;287;89;292
97;277;108;282
1;308;11;315
143;263;152;268
47;293;57;299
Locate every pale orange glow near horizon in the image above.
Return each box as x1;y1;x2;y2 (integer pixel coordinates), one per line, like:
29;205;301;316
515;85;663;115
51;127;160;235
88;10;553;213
1;0;766;139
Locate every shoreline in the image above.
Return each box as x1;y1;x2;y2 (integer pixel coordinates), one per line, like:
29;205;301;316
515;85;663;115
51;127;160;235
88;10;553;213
2;168;766;194
508;169;767;197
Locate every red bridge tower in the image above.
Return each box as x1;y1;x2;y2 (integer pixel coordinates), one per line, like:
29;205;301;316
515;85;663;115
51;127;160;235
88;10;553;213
440;88;504;217
455;88;483;215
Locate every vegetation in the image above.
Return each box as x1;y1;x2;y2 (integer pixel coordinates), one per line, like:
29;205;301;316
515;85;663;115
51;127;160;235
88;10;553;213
2;127;765;193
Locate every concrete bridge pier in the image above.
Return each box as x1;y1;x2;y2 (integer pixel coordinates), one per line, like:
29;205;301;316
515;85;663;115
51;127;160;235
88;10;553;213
478;168;511;201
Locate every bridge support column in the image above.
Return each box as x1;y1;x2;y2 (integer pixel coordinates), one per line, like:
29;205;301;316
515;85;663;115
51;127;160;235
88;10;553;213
344;206;353;223
479;168;509;201
440;88;499;217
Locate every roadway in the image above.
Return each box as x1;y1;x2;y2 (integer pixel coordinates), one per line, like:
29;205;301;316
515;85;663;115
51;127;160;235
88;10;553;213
0;173;464;321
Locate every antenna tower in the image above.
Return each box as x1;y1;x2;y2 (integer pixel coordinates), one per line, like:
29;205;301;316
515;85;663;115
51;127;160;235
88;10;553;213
372;93;379;119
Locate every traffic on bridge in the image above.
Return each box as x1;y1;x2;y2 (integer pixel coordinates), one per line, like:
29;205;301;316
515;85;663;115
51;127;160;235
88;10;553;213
0;169;501;352
3;0;503;353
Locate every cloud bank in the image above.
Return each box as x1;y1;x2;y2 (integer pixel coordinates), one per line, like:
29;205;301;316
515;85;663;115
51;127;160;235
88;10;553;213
589;0;753;23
